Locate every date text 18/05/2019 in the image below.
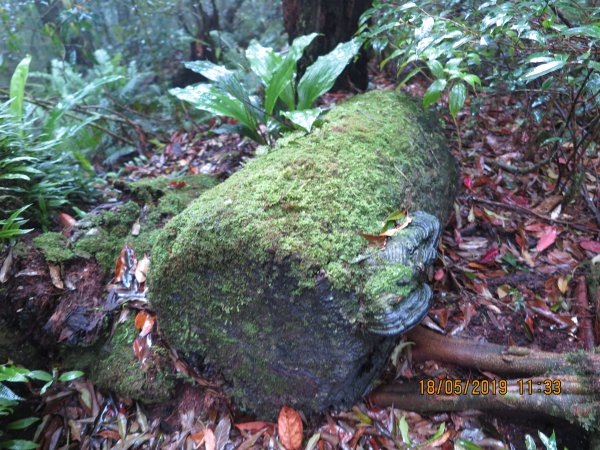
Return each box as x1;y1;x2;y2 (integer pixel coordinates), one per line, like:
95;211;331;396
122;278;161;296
419;378;562;396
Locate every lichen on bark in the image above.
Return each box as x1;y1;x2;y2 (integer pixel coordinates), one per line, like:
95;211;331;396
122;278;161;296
149;90;459;418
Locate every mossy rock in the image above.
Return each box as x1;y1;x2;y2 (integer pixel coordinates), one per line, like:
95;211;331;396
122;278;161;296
149;91;459;418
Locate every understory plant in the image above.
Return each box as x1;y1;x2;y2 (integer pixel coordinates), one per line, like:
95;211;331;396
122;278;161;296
1;56;100;231
0;363;83;449
360;0;599;221
170;34;361;144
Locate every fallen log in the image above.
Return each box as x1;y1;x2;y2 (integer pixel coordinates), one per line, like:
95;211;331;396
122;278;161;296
0;175;217;401
149;90;459;418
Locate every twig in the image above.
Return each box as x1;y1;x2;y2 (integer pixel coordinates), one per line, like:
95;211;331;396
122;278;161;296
467;195;600;234
576;275;595;350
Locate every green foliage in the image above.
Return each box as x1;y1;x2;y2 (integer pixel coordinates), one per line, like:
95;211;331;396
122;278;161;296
170;36;361;144
360;0;599;200
1;57;99;230
0;363;83;449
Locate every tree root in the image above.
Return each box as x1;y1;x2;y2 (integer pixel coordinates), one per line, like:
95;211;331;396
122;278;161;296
369;326;600;434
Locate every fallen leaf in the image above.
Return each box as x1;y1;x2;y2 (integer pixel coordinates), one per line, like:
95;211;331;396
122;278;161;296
214;416;231;450
0;247;13;283
135;254;150;284
359;232;387;246
58;212;77;229
48;263;64;289
204;428;216;450
131;220;141;236
536;227;558;252
557;276;569;294
278;406;303;450
463;175;473;190
580;240;600;253
135;311;155;337
434;269;445;281
235;421;274;433
479;247;499;264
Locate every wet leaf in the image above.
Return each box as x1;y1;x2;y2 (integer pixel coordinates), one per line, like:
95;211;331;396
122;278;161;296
134;254;150;284
580;240;600;253
134;311;155;337
58;371;84;382
278;406;303;450
235;421;274;433
204;428;216;450
214;416;231;450
536;227;558;252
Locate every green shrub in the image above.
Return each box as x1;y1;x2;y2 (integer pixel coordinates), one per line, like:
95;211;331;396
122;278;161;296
0;56;99;231
170;35;361;144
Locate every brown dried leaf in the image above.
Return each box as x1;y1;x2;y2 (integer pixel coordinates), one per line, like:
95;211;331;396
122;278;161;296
134;310;155;337
278;406;303;450
0;247;13;283
48;263;64;289
135;254;150;284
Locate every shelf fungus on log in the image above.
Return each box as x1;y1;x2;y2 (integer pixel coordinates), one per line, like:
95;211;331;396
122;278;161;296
149;90;459;418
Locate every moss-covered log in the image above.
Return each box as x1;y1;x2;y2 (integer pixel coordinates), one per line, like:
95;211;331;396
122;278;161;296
0;174;217;401
149;91;459;418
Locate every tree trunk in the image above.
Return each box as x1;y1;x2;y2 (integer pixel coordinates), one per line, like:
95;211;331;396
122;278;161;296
282;0;371;90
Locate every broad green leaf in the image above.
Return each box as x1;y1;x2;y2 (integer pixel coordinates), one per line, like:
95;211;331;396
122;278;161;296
423;79;447;109
170;85;262;143
561;26;600;39
0;440;39;449
245;41;282;85
5;417;39;430
297;39;361;110
524;60;567;82
455;439;484;450
264;57;296;115
9;55;31;121
449;83;467;118
398;416;410;445
461;74;481;89
183;61;233;83
58;370;84;382
288;33;319;62
427;60;445;79
281;108;322;133
26;371;53;382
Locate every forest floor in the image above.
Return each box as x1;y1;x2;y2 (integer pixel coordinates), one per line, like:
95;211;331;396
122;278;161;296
3;70;599;450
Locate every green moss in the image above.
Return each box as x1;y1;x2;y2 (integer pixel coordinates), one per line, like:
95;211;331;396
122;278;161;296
150;90;458;355
363;264;414;300
33;232;76;262
62;317;175;402
73;175;217;276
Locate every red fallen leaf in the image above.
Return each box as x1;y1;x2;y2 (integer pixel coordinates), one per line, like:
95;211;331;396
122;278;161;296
97;429;120;440
434;269;445;281
134;310;155;337
463;175;473;191
479;247;500;263
168;180;186;189
236;421;274;433
278;406;303;450
58;212;76;229
536;227;558;252
580;240;600;253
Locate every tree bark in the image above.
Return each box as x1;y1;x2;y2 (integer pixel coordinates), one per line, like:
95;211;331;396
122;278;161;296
282;0;371;90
